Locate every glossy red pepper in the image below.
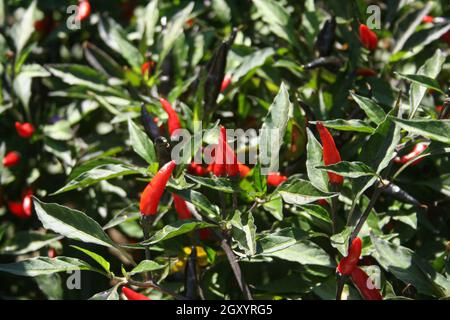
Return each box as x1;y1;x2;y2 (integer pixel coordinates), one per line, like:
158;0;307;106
188;162;208;176
238;163;251;178
159;98;181;137
316;122;343;185
350;267;383;300
220;75;232;93
337;237;362;275
47;248;57;258
222;126;239;177
267;173;288;186
316;199;328;206
121;287;150;300
22;188;33;217
15;122;35;138
172;194;192;220
199;228;214;241
422;15;434;23
7;196;32;219
394;142;428;166
359;24;378;51
3;151;21;167
76;0;91;22
140;160;176;216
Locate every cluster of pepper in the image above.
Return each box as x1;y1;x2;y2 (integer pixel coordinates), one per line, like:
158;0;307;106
2;122;35;219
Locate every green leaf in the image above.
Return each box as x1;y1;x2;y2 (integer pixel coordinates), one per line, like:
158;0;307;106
159;2;194;66
211;0;231;23
142;220;216;245
253;0;299;48
33;197;116;248
0;231;61;255
352;116;401;203
143;0;159;46
35;274;63;300
262;240;334;267
110;28;144;69
313;119;375;133
89;284;120;300
232;48;275;82
306;128;328;192
371;234;450;297
396;73;444;94
171;189;220;219
389;117;450;144
276;177;337;206
230;210;257;256
316;161;377;178
128;260;165;276
257;227;308;254
262;195;283;221
185;174;235;193
10;0;36;55
0;256;99;277
351;93;387;125
53;164;141;195
128;118;156;164
409;49;445;117
71;246;111;274
48;64;121;95
259;82;293;174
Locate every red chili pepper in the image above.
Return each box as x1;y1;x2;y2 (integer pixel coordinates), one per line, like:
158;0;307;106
3;151;21;167
337;237;362;275
199;228;214;241
47;248;57;258
359;24;378;51
356;67;377;77
441;31;450;45
316;122;343;185
394;142;428;166
121;287;150;300
76;0;91;22
267;173;288;186
140;160;176;216
221;126;239;177
141;61;155;77
159;98;181;137
350;267;383;300
15;122;35;138
316;199;328;206
7;194;32;219
238;163;251;178
22;188;33;217
220;75;232;93
188;162;208;176
172;194;192;220
422;15;434;23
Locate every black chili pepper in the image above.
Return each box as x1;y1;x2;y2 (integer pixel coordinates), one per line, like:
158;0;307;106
141;103;161;142
184;246;199;299
315;16;336;57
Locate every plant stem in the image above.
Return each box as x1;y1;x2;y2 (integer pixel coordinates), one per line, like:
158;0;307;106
140;215;154;280
213;230;253;300
336;275;347;300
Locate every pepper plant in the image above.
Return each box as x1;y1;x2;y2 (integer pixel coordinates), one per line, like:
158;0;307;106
0;0;449;300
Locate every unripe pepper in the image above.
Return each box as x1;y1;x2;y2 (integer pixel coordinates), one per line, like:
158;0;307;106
15;122;35;138
359;24;378;51
76;0;91;22
267;173;288;187
121;287;150;300
337;237;362;275
350;267;383;300
173;194;192;220
140;160;176;216
159;98;181;137
3;151;21;167
316;122;343;185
